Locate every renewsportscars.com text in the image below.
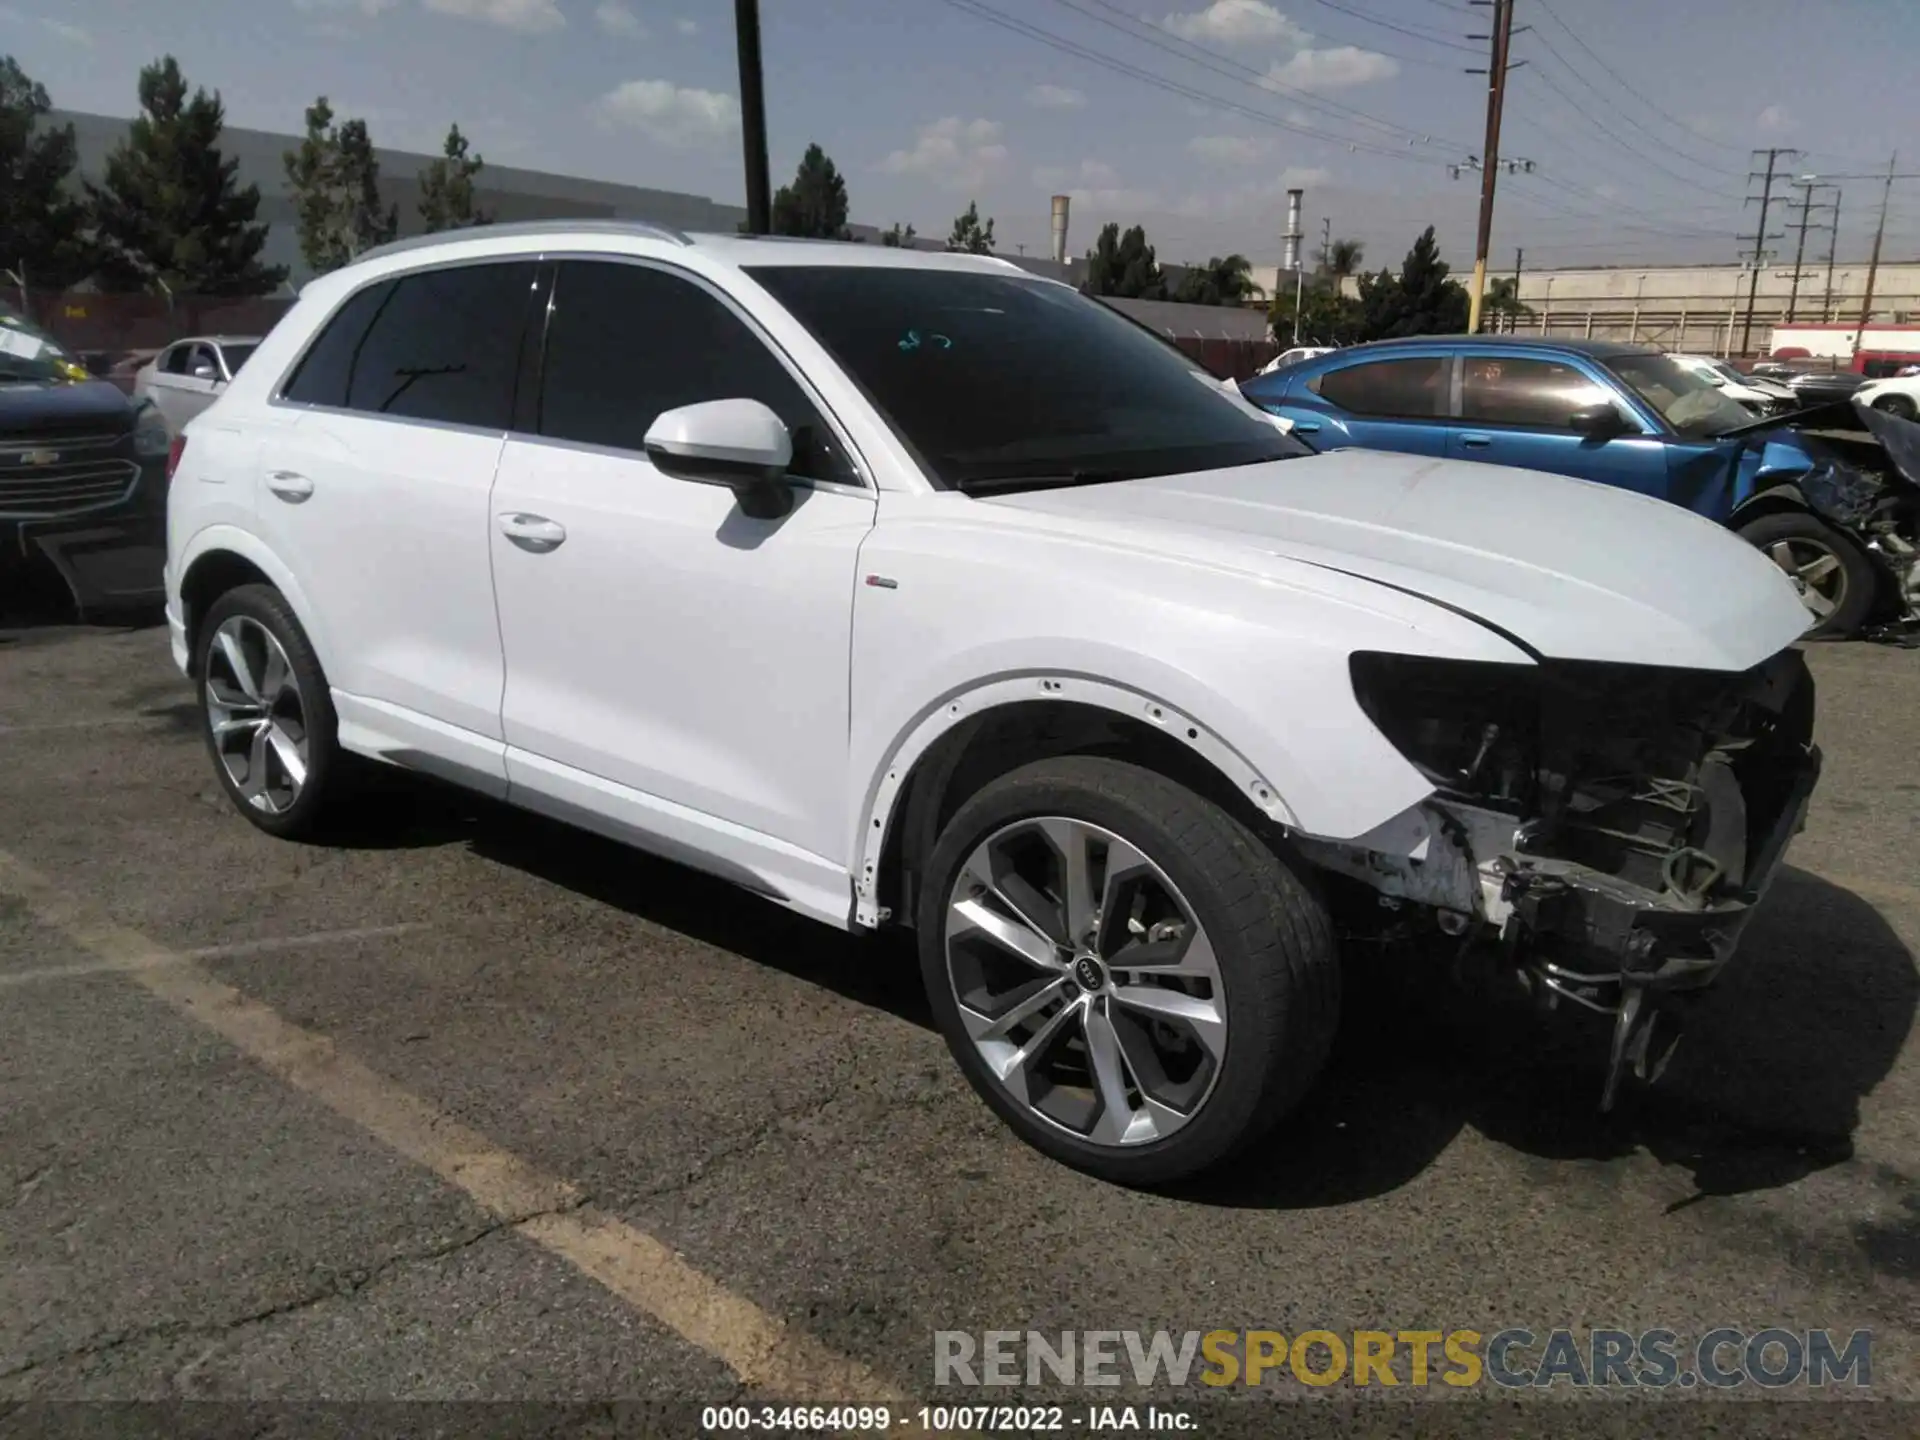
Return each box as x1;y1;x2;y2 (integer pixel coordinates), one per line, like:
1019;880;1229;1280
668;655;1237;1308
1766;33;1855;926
933;1328;1872;1390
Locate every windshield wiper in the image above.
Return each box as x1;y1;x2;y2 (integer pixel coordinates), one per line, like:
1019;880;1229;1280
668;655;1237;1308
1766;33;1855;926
955;469;1131;495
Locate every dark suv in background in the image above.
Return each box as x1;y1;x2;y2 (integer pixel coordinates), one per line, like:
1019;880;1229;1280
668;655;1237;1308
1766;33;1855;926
1;308;174;619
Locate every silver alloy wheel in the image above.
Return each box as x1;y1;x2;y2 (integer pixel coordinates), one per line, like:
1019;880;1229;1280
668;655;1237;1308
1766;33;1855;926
944;816;1226;1147
1765;537;1846;620
204;615;310;815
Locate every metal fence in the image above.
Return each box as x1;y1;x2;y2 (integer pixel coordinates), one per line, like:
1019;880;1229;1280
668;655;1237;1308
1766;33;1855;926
13;289;298;362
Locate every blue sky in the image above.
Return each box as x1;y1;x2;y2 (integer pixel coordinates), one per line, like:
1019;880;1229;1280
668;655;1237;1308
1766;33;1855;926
3;0;1918;273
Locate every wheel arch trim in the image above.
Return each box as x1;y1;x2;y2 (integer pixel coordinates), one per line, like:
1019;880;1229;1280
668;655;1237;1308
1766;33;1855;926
175;525;336;679
850;673;1301;929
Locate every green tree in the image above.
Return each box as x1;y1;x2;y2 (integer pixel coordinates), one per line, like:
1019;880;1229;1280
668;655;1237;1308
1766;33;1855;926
417;123;489;234
1082;222;1167;299
1173;253;1263;307
771;143;851;240
1356;226;1467;341
1268;281;1365;346
87;56;283;295
1482;274;1533;331
1313;235;1365;282
0;56;94;292
284;97;399;274
946;200;995;255
879;221;917;248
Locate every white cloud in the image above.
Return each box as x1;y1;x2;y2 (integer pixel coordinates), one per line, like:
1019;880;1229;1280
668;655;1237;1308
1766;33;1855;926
677;17;698;34
0;2;96;42
879;117;1009;192
596;79;740;146
1173;165;1332;219
1164;1;1306;46
1757;103;1795;134
1032;160;1157;214
421;0;565;33
1028;83;1087;110
1188;134;1270;166
594;2;645;36
1262;45;1397;92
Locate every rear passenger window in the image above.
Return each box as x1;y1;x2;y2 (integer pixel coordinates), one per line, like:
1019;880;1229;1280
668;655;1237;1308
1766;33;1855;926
343;262;537;428
1313;357;1448;418
1460;355;1615;428
536;260;856;483
280;280;394;408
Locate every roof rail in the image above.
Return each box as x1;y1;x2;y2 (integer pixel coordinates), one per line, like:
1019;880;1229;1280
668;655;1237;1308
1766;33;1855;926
352;218;693;266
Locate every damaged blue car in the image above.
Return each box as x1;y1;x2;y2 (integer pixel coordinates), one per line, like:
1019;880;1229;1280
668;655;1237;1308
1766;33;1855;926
1237;336;1917;637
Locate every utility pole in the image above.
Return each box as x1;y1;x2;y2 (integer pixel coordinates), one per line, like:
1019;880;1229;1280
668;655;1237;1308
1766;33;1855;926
1739;147;1797;356
733;0;772;235
1783;181;1834;324
1822;187;1842;322
1855;152;1899;360
1465;0;1515;335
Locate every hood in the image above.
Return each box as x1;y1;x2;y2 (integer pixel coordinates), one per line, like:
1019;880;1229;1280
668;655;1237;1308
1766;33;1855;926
0;378;136;433
983;449;1812;672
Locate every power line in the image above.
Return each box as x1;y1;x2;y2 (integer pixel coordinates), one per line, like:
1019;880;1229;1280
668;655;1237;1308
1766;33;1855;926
1058;0;1476;150
929;0;1450;163
1299;0;1484;52
1512;66;1745;199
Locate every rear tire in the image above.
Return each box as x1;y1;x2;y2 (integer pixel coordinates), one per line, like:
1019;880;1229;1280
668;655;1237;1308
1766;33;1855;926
916;755;1340;1187
195;584;346;840
1736;510;1877;639
1872;392;1918;421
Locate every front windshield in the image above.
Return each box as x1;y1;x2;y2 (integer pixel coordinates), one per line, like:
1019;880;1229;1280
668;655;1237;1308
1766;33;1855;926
221;343;258;373
745;265;1309;491
0;313;80;384
1605;352;1754;437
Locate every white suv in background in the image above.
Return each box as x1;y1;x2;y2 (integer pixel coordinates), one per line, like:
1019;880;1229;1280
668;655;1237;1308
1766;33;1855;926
165;222;1820;1185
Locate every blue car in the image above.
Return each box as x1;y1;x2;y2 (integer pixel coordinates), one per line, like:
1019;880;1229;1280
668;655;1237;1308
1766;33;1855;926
1237;336;1888;636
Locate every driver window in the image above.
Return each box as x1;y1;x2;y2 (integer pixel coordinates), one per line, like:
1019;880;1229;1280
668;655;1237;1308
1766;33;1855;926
1460;355;1617;429
537;260;858;485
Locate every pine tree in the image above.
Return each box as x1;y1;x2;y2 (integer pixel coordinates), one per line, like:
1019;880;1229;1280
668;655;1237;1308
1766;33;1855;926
0;56;94;291
87;57;283;295
946;201;995;255
418;123;490;233
1357;226;1468;340
284;98;399;274
879;221;917;248
770;143;851;240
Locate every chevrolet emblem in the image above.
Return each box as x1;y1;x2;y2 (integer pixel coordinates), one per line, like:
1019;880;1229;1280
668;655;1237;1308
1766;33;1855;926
14;449;60;466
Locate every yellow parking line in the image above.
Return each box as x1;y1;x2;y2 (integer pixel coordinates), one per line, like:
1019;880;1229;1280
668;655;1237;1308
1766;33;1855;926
0;848;904;1403
0;923;432;989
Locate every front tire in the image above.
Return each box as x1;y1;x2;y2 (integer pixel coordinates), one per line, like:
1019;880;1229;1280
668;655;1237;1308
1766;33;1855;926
916;756;1339;1187
195;583;345;840
1737;510;1877;639
1872;392;1918;421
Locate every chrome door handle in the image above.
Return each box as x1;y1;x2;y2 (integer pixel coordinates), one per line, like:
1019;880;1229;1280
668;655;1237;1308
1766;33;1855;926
1459;433;1492;448
1291;421;1321;434
497;512;567;553
266;470;314;502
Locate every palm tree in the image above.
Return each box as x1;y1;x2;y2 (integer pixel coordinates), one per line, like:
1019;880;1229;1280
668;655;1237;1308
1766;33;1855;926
1483;275;1533;332
1319;237;1365;282
1174;253;1264;306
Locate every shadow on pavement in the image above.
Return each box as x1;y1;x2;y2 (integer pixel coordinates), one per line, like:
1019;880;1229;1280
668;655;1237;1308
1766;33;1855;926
305;771;1917;1219
1186;865;1917;1217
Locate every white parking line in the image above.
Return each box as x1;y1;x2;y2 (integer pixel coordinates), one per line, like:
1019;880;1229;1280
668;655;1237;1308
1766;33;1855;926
0;849;906;1404
0;923;431;989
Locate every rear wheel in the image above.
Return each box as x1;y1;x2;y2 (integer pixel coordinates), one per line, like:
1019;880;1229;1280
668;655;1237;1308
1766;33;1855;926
195;584;347;839
916;755;1339;1187
1736;510;1877;639
1872;392;1918;421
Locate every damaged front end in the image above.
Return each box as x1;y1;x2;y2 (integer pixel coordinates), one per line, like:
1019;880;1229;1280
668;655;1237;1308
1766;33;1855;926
1299;647;1822;1109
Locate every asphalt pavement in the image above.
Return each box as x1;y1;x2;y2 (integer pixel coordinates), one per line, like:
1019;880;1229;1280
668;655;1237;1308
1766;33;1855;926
2;618;1917;1439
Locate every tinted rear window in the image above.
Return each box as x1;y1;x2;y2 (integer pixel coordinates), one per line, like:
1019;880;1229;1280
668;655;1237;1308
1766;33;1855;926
344;262;536;428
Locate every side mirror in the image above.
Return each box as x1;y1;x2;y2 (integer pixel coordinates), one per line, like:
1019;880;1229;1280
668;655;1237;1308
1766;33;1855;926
1569;403;1626;438
191;361;217;381
643;398;795;520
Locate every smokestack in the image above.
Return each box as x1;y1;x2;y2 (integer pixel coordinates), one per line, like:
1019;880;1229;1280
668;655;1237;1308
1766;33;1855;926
1282;188;1304;272
1050;194;1070;264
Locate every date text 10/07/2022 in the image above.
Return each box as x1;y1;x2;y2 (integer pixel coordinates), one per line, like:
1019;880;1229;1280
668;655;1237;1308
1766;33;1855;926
699;1406;1194;1432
